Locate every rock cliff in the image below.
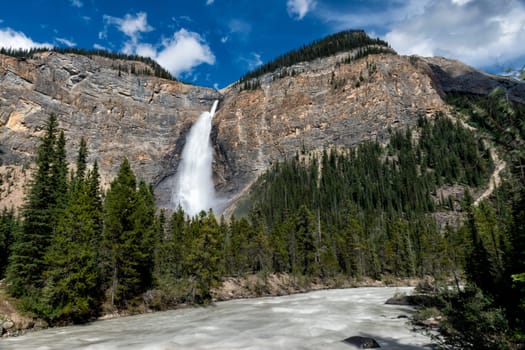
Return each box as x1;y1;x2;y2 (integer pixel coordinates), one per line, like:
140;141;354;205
0;50;523;211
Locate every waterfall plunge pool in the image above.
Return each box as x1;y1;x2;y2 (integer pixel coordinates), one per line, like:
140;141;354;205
2;287;434;350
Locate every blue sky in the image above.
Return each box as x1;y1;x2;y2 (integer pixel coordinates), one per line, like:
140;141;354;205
0;0;524;88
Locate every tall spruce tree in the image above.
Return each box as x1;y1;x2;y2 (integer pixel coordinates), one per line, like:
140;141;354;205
41;144;102;323
0;207;19;278
101;159;156;309
6;114;66;297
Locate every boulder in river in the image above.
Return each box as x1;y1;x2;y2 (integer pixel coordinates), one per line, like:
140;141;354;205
343;336;381;348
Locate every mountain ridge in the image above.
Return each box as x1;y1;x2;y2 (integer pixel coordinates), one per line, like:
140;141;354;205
0;33;523;211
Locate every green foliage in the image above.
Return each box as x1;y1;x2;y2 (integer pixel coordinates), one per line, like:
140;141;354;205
436;286;511;350
241;113;492;278
39;141;103;323
429;88;525;348
101;159;156;309
6;114;67;296
41;180;101;323
185;210;223;303
0;207;20;278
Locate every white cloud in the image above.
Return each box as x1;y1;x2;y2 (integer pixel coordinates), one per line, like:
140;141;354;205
156;29;215;77
241;52;263;70
317;0;429;30
0;28;51;50
56;37;76;47
206;0;215;5
70;0;83;8
220;36;229;43
451;0;474;5
101;12;215;77
103;12;153;39
93;43;108;51
287;0;317;20
384;0;525;68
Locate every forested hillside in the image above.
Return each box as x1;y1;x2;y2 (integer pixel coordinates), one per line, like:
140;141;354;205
0;111;496;325
413;90;524;349
237;30;394;90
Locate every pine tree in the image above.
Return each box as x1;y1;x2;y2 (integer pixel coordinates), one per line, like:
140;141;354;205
129;180;156;292
0;207;19;278
100;159;156;309
42;179;101;322
101;158;139;309
6;114;65;297
40;145;103;323
74;137;88;185
186;210;222;303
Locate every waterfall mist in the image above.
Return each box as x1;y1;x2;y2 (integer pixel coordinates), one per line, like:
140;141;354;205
172;100;219;216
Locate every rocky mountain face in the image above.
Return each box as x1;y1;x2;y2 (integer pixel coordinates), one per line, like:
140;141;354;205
0;50;523;211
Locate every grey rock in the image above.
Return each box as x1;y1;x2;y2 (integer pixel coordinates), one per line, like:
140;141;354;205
2;320;14;330
343;336;381;348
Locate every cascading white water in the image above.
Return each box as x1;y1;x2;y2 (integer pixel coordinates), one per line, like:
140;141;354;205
172;100;219;216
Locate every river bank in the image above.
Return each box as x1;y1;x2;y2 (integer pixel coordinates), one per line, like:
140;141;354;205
1;274;428;337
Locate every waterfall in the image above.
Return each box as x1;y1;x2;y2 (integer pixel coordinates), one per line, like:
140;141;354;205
172;100;219;216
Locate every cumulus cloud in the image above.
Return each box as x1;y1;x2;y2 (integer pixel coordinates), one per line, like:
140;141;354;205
206;0;215;4
0;28;51;50
384;0;525;68
101;12;215;77
287;0;317;20
55;37;76;47
156;29;215;77
103;12;153;41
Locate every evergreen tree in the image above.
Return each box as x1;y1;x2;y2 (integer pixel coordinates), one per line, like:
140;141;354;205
42;179;101;323
6;114;65;297
40;143;103;323
101;158;141;309
186;210;222;302
0;207;19;279
74;137;88;185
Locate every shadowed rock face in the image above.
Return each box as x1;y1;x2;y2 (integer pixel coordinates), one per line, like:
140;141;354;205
0;51;523;211
343;336;381;348
420;56;525;103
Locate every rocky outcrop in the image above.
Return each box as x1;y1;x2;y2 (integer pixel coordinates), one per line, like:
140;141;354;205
418;56;525;103
0;52;218;208
0;50;523;211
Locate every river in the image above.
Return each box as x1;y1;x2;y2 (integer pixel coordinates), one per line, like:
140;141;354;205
2;287;433;349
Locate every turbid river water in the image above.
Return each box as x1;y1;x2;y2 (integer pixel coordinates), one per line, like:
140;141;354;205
2;287;433;350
